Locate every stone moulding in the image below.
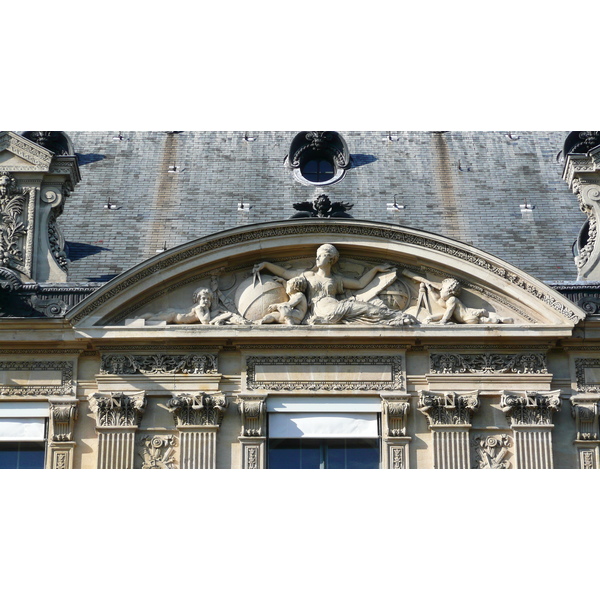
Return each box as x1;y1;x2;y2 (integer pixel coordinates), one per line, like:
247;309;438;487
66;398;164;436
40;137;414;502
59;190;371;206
100;353;218;375
66;221;584;326
430;352;548;375
245;355;404;392
0;361;74;396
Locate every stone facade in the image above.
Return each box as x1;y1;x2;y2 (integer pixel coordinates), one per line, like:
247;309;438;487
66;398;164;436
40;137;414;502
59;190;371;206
2;130;599;469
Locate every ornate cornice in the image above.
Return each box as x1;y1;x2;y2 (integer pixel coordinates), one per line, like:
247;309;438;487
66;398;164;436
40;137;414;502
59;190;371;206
500;391;561;426
67;221;584;325
419;391;479;427
100;353;218;375
0;132;53;170
89;391;147;428
166;392;228;427
430;352;548;375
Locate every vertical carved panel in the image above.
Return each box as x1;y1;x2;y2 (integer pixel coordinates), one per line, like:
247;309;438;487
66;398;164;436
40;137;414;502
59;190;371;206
238;394;267;469
381;395;411;469
570;398;600;469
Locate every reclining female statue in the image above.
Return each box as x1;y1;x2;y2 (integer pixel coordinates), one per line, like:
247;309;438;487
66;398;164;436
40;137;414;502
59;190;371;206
253;244;417;326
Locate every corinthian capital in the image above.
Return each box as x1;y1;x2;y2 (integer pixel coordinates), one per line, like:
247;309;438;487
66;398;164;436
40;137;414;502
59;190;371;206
166;392;228;427
89;391;146;428
418;391;479;427
500;391;561;426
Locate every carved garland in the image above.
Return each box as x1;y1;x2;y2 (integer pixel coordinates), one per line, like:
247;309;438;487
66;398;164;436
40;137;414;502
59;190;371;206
0;361;74;396
246;355;404;391
100;353;218;375
430;353;548;375
70;223;581;324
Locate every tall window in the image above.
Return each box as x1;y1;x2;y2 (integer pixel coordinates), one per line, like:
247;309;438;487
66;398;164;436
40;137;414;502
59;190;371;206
266;399;381;469
0;402;48;469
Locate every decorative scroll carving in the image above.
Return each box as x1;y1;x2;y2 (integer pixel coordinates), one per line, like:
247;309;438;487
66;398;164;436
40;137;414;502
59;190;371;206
286;131;351;170
471;434;512;469
0;361;74;396
138;435;176;469
48;207;68;272
500;391;561;426
70;222;582;325
382;400;409;436
0;173;28;271
166;392;228;427
575;358;600;393
89;391;147;427
571;401;599;441
246;355;404;392
239;397;266;437
100;353;218;375
430;352;548;374
49;400;78;441
418;391;480;427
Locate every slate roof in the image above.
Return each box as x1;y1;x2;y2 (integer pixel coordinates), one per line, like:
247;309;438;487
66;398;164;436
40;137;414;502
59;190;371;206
61;131;581;283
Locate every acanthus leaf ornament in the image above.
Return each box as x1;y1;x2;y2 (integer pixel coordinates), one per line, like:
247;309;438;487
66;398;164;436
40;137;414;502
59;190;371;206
166;392;228;427
418;391;480;427
89;391;147;427
500;391;561;426
0;173;28;270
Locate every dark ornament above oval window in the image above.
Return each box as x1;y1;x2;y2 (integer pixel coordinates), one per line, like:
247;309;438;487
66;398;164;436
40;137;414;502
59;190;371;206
285;131;351;186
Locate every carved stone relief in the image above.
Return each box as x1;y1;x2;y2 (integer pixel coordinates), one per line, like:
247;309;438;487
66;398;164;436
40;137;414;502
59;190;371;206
138;435;176;469
165;392;228;427
471;434;512;469
382;400;409;437
238;397;266;437
49;400;78;441
101;353;218;375
134;243;521;329
430;352;547;374
571;401;599;441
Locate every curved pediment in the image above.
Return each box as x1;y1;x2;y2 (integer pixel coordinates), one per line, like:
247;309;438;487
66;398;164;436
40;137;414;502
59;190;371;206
67;220;585;333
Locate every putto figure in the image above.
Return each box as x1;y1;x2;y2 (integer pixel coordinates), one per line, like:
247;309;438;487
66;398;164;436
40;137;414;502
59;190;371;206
253;244;417;326
402;270;514;325
258;275;309;325
140;287;249;325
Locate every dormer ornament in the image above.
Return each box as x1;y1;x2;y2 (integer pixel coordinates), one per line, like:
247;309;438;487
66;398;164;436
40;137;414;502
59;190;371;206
291;194;353;219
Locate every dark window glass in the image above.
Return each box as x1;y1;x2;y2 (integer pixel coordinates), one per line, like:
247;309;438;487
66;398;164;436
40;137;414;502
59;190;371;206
0;442;46;469
301;158;335;183
268;438;379;469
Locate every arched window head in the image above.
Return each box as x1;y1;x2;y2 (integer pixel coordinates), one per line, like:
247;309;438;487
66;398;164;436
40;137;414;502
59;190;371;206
286;131;350;186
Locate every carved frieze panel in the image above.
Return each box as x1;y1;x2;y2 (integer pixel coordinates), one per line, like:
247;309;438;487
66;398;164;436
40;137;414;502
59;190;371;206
166;392;228;427
430;353;547;375
419;391;479;427
138;435;176;469
100;353;218;375
500;391;561;426
90;391;147;427
246;355;404;392
471;434;513;469
0;361;74;396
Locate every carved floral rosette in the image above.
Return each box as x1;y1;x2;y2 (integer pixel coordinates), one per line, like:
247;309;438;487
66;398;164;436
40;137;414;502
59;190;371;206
101;353;218;375
430;353;548;375
500;391;561;426
89;391;147;428
138;435;176;469
418;391;480;427
166;392;228;427
471;434;512;469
